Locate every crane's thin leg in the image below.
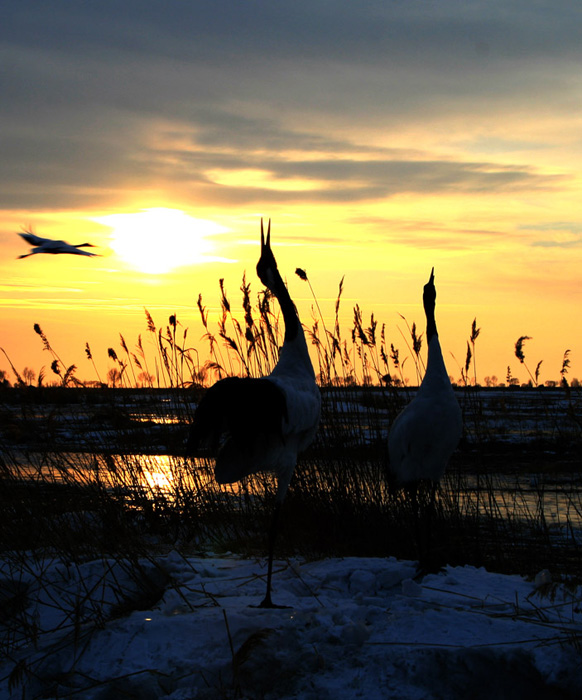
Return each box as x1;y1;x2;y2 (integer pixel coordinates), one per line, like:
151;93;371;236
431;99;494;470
415;481;444;578
423;481;438;563
426;481;443;569
412;482;431;578
257;500;288;609
409;482;421;559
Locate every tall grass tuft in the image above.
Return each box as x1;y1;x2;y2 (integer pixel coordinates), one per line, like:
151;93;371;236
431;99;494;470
33;323;80;387
470;317;481;386
515;335;543;387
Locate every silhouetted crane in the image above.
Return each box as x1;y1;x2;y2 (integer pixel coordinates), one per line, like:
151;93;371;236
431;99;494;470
187;219;321;607
17;230;98;258
388;269;462;566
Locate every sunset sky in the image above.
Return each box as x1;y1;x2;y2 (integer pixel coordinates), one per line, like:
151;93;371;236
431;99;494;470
1;1;580;386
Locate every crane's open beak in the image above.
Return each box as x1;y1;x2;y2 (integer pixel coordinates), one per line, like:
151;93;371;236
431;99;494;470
260;218;271;251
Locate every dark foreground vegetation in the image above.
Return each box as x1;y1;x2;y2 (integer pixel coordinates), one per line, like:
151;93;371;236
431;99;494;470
1;383;580;581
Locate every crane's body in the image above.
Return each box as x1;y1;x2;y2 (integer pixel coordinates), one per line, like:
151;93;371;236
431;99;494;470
388;269;462;570
388;269;461;486
18;231;98;258
187;220;320;607
388;333;461;485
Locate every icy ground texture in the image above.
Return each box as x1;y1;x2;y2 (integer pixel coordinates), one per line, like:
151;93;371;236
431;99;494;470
1;555;581;699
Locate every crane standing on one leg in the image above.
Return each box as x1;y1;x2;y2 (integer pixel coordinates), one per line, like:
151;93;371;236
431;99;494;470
186;219;321;608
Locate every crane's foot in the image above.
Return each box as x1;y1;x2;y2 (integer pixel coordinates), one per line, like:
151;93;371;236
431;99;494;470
251;593;290;609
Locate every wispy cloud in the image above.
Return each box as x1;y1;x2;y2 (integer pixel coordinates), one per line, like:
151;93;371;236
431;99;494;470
346;216;507;250
0;297;197;312
527;223;582;248
0;284;84;293
522;222;582;248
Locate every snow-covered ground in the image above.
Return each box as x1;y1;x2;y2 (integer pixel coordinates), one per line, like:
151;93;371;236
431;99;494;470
1;387;580;697
1;553;580;699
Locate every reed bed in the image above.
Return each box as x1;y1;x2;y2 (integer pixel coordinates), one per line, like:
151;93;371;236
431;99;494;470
1;275;581;664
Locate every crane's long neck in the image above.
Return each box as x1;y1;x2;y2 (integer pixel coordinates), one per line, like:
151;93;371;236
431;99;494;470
425;301;437;345
269;269;314;378
421;300;450;390
270;271;299;343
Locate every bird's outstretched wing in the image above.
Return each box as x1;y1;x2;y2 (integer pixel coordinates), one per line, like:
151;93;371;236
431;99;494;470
187;376;289;483
19;231;49;246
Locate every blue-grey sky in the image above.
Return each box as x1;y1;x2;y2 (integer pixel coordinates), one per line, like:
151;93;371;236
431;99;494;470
1;0;581;382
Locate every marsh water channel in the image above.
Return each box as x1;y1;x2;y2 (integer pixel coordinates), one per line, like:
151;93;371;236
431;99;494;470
6;448;582;536
2;386;581;547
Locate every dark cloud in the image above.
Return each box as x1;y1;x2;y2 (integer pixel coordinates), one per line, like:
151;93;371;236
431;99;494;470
144;126;566;204
0;105;565;210
3;1;581;66
0;1;579;211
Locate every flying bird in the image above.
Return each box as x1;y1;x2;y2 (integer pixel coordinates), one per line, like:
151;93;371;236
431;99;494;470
17;230;99;258
388;269;462;563
186;219;321;608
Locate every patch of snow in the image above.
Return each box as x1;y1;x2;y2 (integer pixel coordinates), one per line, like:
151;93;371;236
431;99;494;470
1;555;580;699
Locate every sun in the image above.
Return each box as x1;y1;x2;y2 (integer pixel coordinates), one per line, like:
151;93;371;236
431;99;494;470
97;208;228;274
